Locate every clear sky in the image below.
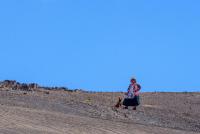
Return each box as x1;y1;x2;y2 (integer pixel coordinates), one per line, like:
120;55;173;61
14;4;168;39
0;0;200;92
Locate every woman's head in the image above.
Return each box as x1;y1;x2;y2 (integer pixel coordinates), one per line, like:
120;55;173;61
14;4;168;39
130;78;136;84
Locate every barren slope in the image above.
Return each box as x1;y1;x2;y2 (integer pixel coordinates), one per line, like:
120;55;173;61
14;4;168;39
0;89;199;134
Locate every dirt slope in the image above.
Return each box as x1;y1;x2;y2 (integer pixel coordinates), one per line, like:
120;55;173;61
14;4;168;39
0;89;199;134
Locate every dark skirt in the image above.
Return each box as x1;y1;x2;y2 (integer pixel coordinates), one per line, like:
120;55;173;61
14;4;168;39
123;96;140;106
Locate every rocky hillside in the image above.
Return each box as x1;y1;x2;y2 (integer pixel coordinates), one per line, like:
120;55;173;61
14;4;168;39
0;80;199;134
0;80;83;92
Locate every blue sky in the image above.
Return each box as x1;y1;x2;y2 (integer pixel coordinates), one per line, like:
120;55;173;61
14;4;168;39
0;0;200;92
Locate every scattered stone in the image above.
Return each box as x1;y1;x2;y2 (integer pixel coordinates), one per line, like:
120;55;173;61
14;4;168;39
0;80;39;91
45;91;50;95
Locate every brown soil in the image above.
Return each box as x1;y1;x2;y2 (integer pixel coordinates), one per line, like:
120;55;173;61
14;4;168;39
0;88;199;134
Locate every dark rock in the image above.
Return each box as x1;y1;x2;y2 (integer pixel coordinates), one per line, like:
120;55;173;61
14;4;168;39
45;91;50;94
0;80;39;91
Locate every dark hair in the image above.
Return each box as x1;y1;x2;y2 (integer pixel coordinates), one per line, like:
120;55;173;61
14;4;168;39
131;78;137;83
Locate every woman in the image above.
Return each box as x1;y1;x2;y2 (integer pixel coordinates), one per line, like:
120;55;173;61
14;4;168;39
123;78;141;110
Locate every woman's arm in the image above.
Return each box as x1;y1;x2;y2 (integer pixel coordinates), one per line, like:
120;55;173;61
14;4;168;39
134;84;140;96
134;84;139;91
125;84;131;95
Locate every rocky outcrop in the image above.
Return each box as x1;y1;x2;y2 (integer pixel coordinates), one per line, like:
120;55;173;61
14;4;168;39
0;80;84;92
0;80;39;91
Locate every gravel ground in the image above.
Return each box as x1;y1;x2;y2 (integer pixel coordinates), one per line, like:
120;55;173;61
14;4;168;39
0;88;199;134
